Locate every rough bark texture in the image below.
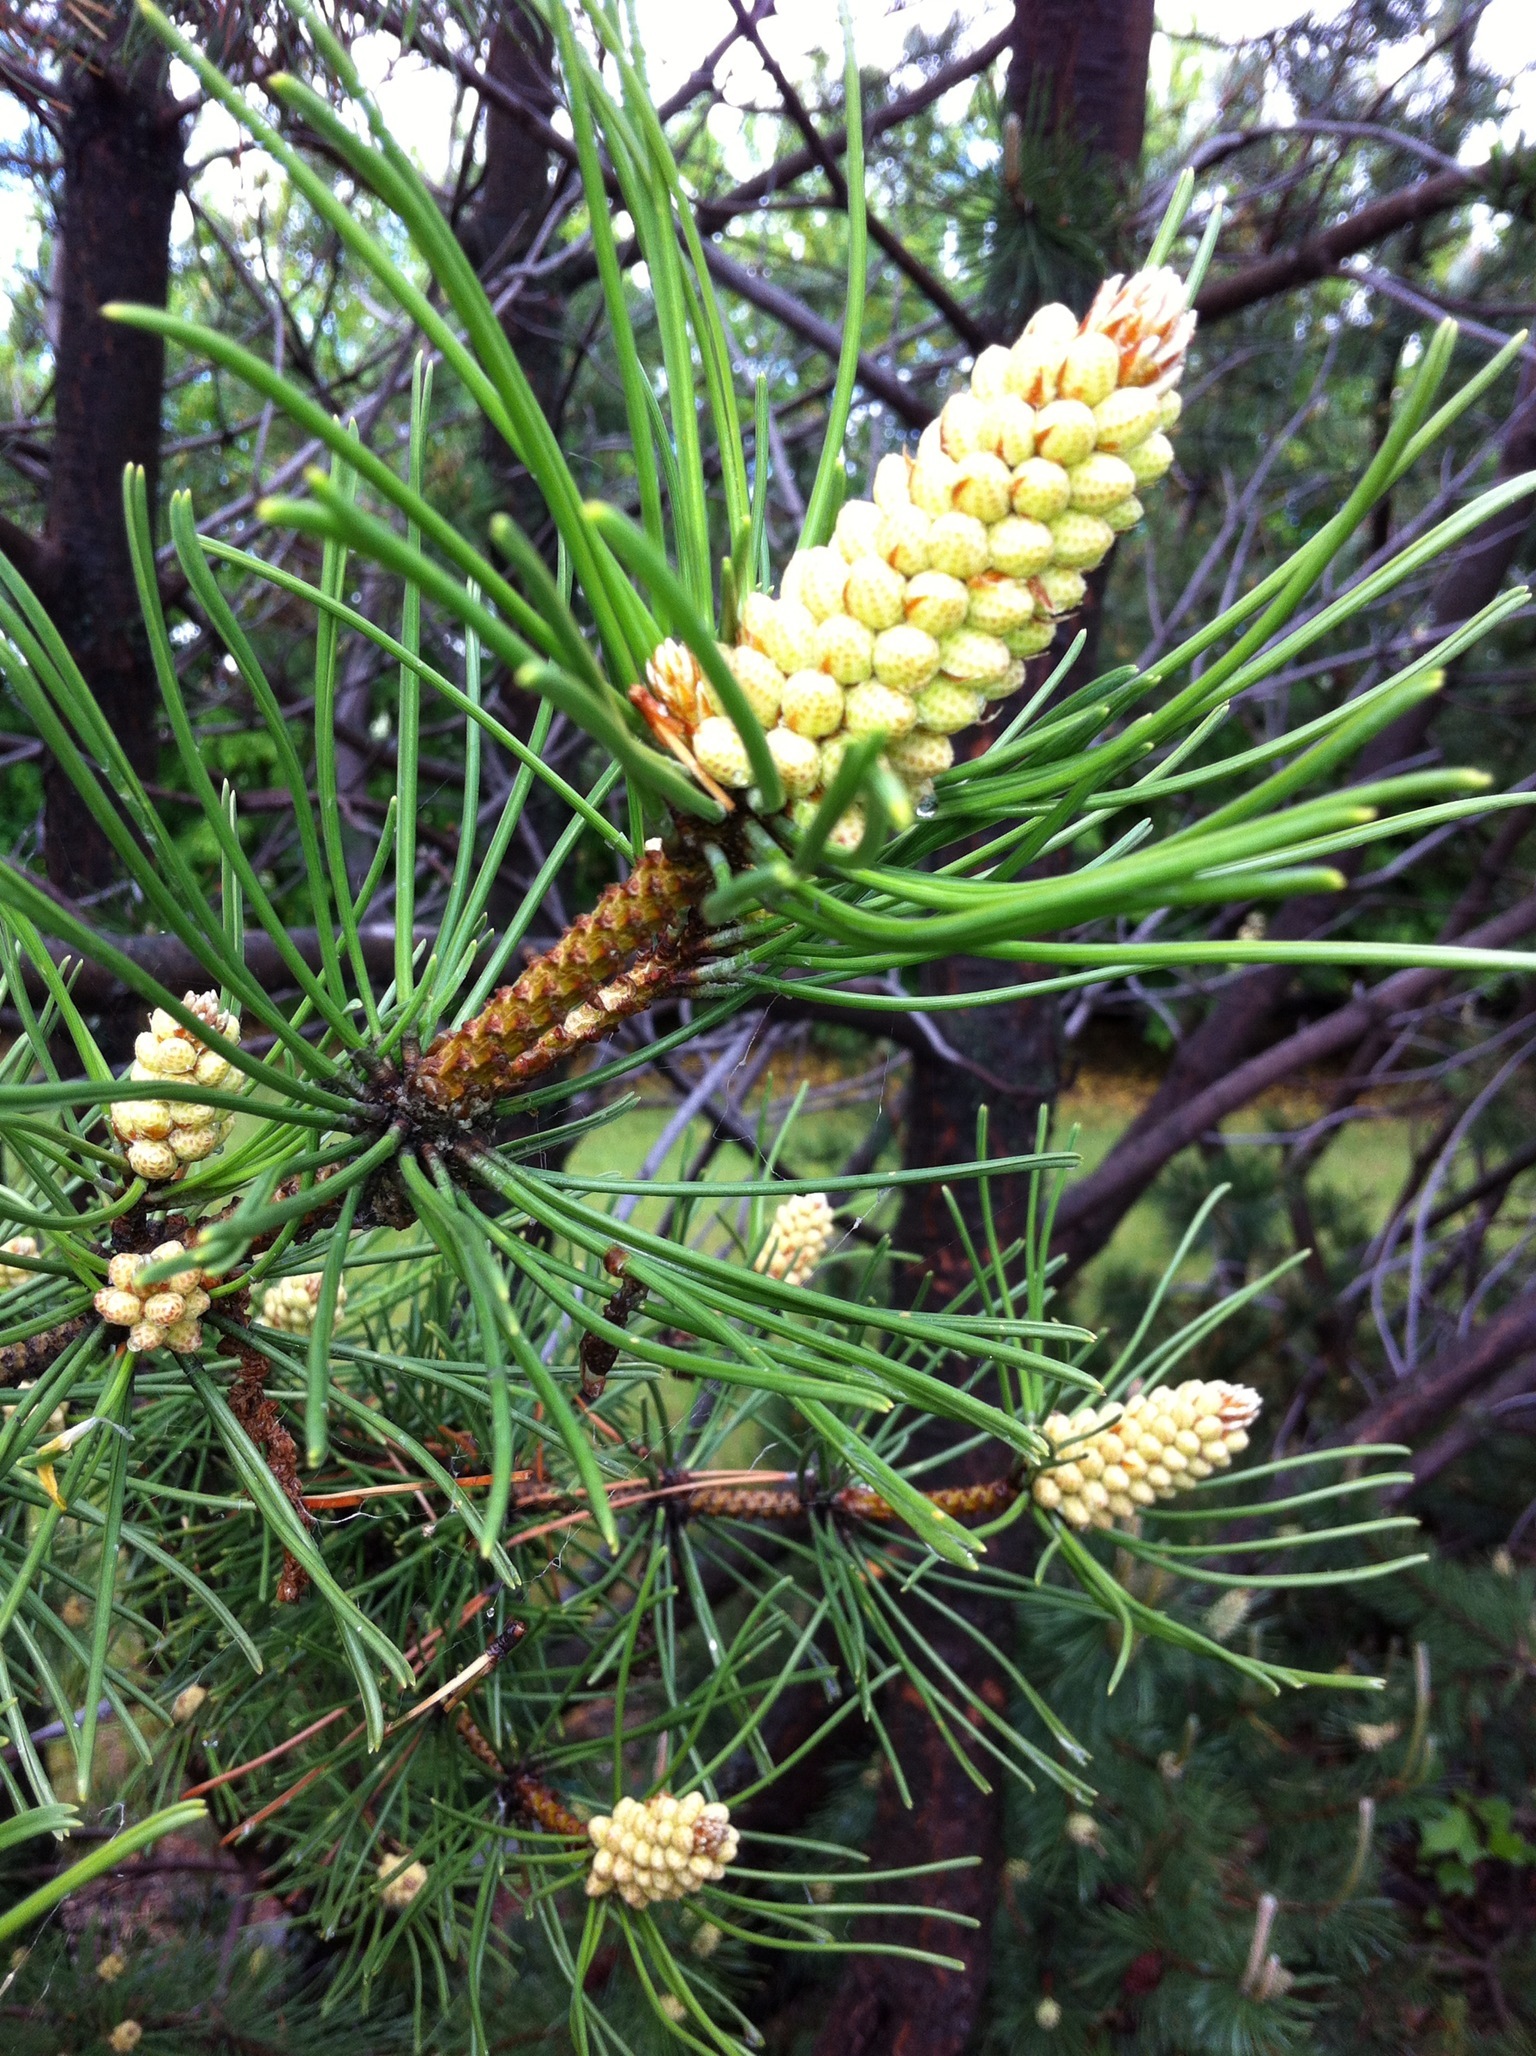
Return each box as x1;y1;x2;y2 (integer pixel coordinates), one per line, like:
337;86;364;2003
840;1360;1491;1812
41;21;183;894
458;9;564;531
894;954;1064;1295
810;1662;1010;2056
1007;0;1155;167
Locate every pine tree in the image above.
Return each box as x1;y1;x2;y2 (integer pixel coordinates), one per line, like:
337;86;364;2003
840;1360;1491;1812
2;5;1534;2050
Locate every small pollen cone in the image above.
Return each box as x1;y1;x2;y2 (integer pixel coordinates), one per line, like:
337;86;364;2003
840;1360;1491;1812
1031;1379;1260;1531
585;1791;740;1909
753;1193;835;1287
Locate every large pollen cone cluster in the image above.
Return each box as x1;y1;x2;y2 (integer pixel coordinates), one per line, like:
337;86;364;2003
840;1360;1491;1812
640;266;1192;833
109;992;242;1183
1031;1378;1261;1531
586;1791;740;1909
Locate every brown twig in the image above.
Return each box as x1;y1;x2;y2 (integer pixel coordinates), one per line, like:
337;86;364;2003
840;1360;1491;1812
226;1319;313;1603
579;1247;646;1403
0;1314;90;1389
1195;149;1536;322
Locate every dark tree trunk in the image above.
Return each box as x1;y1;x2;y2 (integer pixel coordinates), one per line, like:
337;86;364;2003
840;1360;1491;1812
456;8;572;930
895;956;1063;1296
1007;0;1156;169
891;0;1161;1316
806;15;1157;2052
806;1615;1011;2056
39;19;183;896
458;8;565;537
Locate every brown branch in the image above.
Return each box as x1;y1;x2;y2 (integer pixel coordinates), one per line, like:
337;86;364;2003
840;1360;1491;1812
1051;895;1536;1275
1344;1279;1536;1461
694;24;1014;233
1194;150;1536;322
724;0;989;351
0;511;58;595
0;1315;90;1389
1392;1343;1536;1500
1423;1132;1536;1235
295;1462;1024;1536
701;242;936;428
681;1477;1021;1523
226;1319;314;1603
416;845;712;1112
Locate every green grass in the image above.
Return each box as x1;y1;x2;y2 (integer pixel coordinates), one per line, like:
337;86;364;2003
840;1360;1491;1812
559;1057;1432;1381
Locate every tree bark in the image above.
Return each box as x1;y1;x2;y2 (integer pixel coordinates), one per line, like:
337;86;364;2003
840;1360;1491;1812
38;15;183;895
1007;0;1155;168
458;8;564;533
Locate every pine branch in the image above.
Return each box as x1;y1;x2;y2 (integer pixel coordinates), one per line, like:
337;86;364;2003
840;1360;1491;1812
693;23;1015;233
1194;149;1536;321
1346;1278;1536;1458
1055;358;1536;1274
1051;894;1536;1274
0;511;57;596
1395;1342;1536;1498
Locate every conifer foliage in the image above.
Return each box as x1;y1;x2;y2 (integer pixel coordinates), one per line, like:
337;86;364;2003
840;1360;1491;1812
1;3;1534;2048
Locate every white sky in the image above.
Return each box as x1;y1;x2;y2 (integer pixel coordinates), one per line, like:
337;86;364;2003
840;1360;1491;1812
1;0;1534;331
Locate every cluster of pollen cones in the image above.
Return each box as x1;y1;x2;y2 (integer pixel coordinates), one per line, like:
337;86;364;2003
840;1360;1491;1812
293;273;1193;1126
635;265;1193;838
1031;1379;1262;1531
108;993;241;1185
586;1791;740;1909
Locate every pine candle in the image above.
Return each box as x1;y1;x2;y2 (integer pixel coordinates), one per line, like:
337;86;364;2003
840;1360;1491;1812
636;267;1193;832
